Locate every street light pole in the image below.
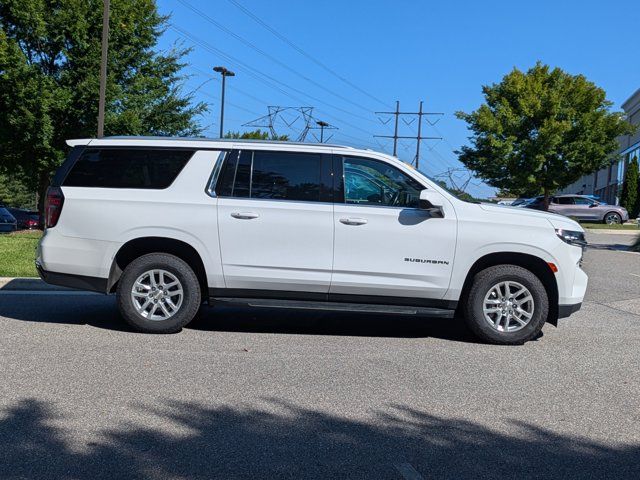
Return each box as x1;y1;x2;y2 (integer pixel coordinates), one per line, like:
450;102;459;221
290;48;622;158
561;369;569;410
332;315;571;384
213;66;235;138
97;0;110;138
316;120;329;143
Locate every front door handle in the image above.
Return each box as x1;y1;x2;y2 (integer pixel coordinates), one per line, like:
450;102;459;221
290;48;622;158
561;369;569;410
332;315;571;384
231;212;259;220
339;217;368;226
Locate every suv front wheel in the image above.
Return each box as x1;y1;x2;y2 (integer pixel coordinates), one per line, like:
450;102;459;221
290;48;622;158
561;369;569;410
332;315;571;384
463;265;549;345
116;253;201;333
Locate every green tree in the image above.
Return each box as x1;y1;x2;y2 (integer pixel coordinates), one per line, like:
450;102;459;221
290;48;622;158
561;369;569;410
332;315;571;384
224;129;289;141
0;0;206;212
620;156;639;218
0;170;36;209
456;63;635;209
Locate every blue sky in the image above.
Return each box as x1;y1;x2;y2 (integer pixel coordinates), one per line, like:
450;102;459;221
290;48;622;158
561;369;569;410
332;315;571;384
157;0;640;197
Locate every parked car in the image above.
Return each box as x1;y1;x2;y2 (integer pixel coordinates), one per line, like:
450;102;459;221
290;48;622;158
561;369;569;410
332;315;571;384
37;137;588;345
6;207;40;230
523;195;628;224
0;206;17;233
510;198;530;207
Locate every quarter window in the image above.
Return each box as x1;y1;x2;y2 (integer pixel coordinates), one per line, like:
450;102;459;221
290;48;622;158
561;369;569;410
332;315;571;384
341;156;423;208
63;148;193;189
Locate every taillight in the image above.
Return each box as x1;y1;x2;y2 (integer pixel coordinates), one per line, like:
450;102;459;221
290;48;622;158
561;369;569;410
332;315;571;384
45;186;65;228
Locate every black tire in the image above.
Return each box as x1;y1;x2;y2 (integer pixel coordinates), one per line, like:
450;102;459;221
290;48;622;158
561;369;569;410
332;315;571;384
463;265;549;345
116;253;201;333
603;212;621;225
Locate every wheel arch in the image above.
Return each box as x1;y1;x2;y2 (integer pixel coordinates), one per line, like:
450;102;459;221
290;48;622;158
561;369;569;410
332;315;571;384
108;237;208;297
458;251;559;325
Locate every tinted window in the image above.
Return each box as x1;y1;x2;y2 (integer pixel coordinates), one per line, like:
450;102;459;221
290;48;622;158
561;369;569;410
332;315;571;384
217;150;322;202
63;148;193;189
342;156;423;208
573;197;593;205
557;197;574;205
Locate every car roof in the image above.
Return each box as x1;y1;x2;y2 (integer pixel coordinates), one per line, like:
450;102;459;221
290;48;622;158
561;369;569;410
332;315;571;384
65;136;408;168
67;136;353;150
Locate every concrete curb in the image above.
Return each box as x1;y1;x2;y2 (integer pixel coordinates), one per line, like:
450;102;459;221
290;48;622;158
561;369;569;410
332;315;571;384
584;229;640;236
0;277;71;291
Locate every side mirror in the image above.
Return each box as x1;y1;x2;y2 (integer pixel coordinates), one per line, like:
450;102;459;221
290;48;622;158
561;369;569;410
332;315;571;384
419;189;445;217
588;203;598;208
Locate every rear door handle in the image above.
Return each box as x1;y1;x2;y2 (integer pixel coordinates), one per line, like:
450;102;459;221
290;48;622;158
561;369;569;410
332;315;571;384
339;217;368;226
231;212;259;220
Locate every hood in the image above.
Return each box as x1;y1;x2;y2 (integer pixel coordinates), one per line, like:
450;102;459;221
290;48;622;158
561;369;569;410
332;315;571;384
478;203;583;231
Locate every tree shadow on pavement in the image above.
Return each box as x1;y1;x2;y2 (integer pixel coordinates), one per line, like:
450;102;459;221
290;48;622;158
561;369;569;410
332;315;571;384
0;398;637;479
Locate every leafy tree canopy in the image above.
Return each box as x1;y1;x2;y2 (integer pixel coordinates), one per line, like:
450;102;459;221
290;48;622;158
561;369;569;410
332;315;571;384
0;170;35;209
224;129;289;141
456;63;635;206
0;0;207;210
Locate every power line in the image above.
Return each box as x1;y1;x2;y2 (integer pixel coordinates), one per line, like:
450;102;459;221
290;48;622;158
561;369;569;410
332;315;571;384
225;0;391;109
170;26;381;147
170;25;379;128
176;0;380;116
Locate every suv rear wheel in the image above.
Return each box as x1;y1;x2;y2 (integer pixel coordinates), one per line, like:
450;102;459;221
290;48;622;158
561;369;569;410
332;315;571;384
116;253;201;333
463;265;548;345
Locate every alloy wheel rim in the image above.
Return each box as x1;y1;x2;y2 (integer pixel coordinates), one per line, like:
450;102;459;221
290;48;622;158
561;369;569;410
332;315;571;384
131;269;184;321
605;213;620;225
482;281;534;333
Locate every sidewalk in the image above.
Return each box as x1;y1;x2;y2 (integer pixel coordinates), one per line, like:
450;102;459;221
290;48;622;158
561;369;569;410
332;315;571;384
0;277;69;291
584;228;639;235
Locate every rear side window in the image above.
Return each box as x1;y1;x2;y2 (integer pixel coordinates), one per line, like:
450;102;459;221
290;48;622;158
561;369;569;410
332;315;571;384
216;150;323;202
63;148;194;189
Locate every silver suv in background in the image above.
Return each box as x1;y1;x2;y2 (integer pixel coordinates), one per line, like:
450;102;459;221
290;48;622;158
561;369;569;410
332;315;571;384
524;195;629;224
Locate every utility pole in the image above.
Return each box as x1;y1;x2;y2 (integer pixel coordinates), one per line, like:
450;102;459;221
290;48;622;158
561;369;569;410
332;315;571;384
415;101;423;169
97;0;110;138
213;66;235;138
375;100;443;168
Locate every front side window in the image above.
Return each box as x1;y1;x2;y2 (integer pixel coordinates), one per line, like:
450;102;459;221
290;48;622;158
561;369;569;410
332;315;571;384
342;156;423;208
216;150;323;202
573;197;593;206
63;148;194;189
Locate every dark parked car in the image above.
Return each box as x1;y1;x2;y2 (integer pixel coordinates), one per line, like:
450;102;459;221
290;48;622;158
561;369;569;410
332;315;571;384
0;206;17;233
6;207;41;230
522;195;629;224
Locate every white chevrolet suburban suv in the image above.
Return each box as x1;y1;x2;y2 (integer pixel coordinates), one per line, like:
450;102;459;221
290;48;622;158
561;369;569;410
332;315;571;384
37;137;588;344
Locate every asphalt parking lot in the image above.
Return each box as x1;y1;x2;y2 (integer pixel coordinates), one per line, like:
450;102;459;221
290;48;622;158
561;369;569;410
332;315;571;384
0;232;638;479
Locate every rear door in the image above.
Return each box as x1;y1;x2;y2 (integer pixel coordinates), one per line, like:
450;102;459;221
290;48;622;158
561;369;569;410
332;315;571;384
216;149;334;293
549;196;574;217
330;154;457;301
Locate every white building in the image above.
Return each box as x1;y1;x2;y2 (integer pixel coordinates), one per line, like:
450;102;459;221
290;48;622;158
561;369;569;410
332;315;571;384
557;88;640;204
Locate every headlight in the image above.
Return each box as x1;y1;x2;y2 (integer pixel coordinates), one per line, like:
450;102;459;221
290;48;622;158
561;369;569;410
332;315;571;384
555;229;587;248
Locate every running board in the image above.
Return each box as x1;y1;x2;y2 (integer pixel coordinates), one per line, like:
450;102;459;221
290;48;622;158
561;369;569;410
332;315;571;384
211;297;455;318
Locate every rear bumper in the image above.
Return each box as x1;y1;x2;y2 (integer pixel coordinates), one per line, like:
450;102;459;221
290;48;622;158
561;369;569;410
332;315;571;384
36;263;108;293
558;302;582;318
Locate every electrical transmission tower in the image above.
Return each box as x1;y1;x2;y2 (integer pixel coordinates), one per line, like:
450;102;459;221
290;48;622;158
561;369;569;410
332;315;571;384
243;106;318;141
374;101;443;169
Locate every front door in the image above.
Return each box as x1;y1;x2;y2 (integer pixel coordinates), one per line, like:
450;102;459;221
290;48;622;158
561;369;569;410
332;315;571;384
217;149;334;293
330;155;457;301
